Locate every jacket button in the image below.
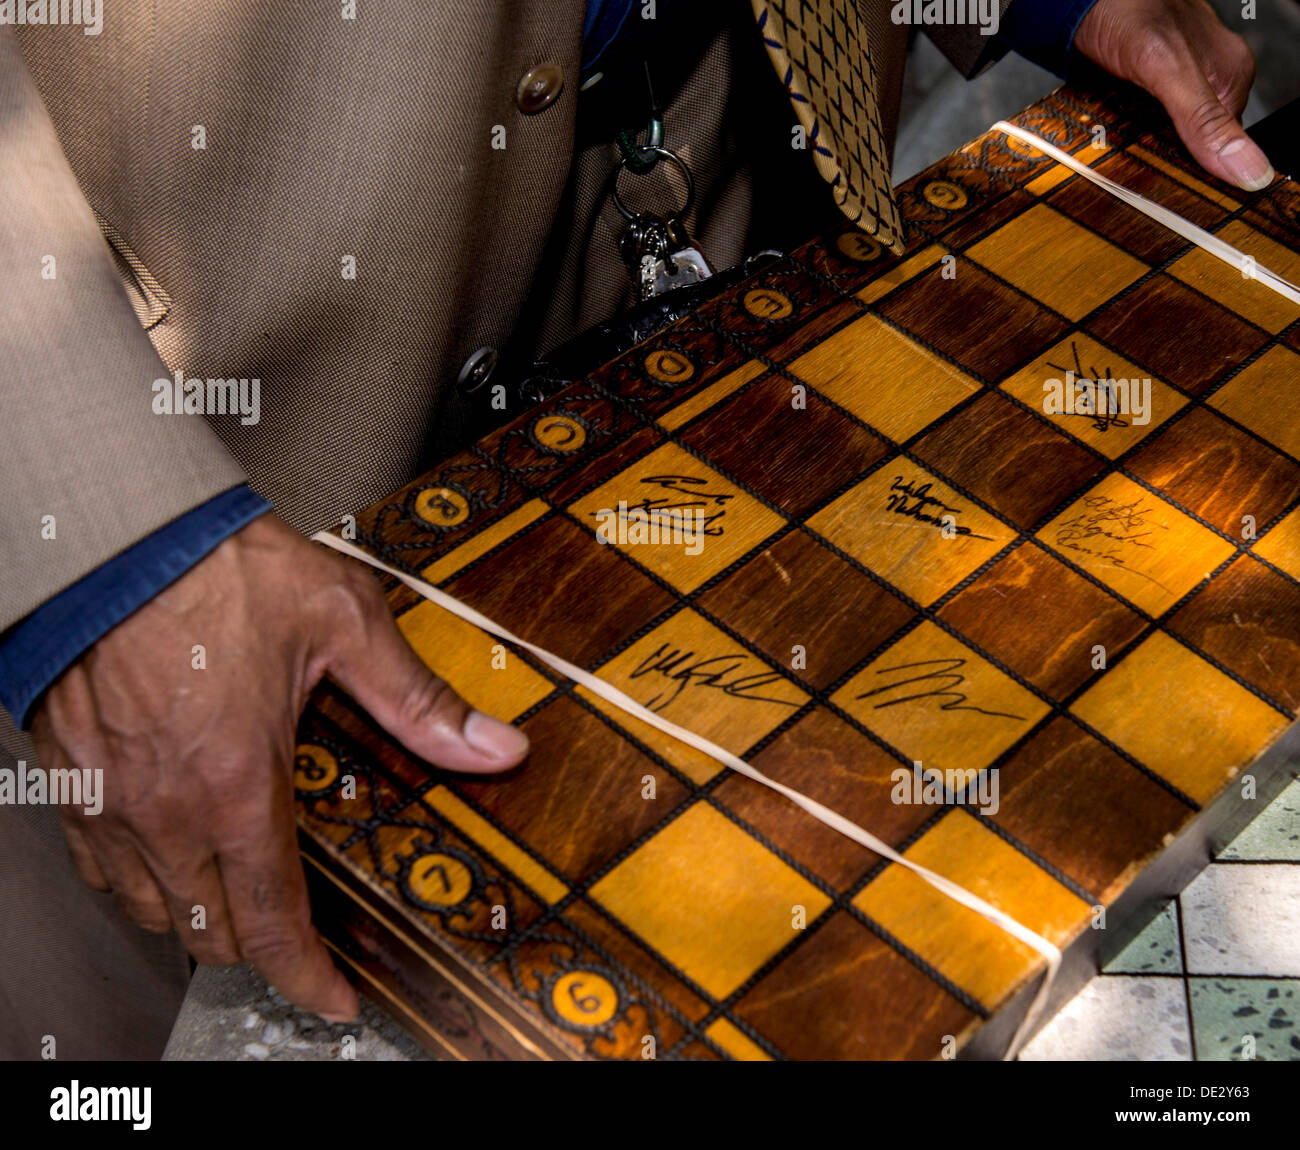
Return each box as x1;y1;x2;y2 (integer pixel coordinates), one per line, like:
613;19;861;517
457;347;498;394
516;63;564;114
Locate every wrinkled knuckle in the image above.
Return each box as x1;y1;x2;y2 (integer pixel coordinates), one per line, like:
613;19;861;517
118;796;164;831
324;568;386;632
143;857;197;898
76;868;113;894
1188;97;1236;146
397;672;454;731
137;918;173;935
198;756;257;797
1131;26;1182;76
1231;37;1256;83
344;564;384;608
238;925;307;967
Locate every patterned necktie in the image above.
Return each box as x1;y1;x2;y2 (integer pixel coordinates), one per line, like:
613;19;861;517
751;0;905;253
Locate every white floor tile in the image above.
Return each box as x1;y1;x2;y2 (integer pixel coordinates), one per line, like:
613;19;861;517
1181;864;1300;976
1020;975;1191;1061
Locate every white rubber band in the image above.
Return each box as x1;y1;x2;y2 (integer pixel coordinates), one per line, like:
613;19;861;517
312;529;1062;1059
991;120;1300;306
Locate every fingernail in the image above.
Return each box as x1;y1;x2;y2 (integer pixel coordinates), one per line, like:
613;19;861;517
464;710;529;761
1219;138;1274;192
320;1009;355;1024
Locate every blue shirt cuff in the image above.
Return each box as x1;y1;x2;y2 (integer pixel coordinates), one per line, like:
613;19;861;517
0;485;272;727
999;0;1103;79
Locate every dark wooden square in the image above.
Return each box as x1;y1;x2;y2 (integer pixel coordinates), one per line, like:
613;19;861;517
911;391;1103;529
1168;555;1300;713
713;709;929;891
992;717;1193;902
695;530;916;690
1088;276;1269;395
732;912;977;1059
445;515;676;668
454;697;693;884
677;373;889;517
874;258;1070;383
937;544;1146;699
1126;407;1300;536
1049;151;1228;265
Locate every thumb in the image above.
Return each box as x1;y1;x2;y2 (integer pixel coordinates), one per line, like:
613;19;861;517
325;588;529;774
1140;41;1273;191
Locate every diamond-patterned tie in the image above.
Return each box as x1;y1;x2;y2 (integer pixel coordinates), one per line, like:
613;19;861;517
751;0;905;253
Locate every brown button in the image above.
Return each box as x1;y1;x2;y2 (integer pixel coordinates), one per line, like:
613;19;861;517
516;63;564;114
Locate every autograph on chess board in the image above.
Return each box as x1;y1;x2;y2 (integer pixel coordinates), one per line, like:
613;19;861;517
1053;493;1175;596
627;643;801;713
857;657;1027;722
592;475;732;556
885;475;995;540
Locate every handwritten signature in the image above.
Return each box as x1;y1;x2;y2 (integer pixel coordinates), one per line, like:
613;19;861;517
609;475;733;538
885;477;994;540
856;657;1025;721
1054;494;1165;567
628;643;800;712
1046;344;1130;433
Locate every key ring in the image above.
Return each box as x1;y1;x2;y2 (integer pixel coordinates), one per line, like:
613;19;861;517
608;145;695;224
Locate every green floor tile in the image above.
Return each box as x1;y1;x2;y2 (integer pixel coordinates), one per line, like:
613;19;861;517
1188;977;1300;1061
1219;778;1300;862
1104;901;1183;975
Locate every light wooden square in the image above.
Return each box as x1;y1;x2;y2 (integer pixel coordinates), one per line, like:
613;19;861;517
807;460;1015;604
584;608;809;784
854;810;1089;1007
1000;333;1184;458
1208;345;1300;460
568;441;785;593
967;203;1147;321
1168;220;1300;334
590;802;831;999
1036;472;1235;616
789;313;979;442
1254;504;1300;580
831;620;1049;773
397;600;554;723
1071;632;1290;803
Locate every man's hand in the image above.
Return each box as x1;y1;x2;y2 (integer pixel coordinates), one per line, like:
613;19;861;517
1075;0;1273;191
30;513;529;1021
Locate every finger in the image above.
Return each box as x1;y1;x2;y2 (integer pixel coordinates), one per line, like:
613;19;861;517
326;576;529;774
136;847;242;966
218;771;358;1021
80;822;175;933
1202;39;1254;120
60;815;111;892
1185;8;1255;117
1138;33;1272;190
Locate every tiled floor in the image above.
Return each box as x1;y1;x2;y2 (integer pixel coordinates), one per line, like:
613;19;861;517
1022;778;1300;1061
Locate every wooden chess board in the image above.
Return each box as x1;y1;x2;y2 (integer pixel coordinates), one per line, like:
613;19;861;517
294;85;1300;1060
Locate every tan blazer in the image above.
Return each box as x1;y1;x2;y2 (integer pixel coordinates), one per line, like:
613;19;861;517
0;1;1001;640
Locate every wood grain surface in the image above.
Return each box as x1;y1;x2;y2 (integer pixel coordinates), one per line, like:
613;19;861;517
294;83;1300;1060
